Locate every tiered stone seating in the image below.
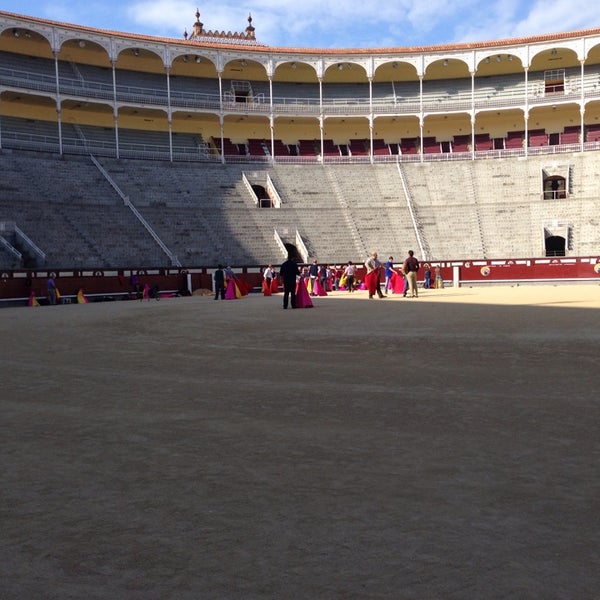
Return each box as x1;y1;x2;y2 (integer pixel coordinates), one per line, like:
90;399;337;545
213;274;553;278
0;153;166;268
3;148;600;267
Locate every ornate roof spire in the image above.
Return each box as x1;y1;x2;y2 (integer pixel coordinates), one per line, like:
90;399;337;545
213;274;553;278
185;6;262;45
192;7;204;38
246;13;255;39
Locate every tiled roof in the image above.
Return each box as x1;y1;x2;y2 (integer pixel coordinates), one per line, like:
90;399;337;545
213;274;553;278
2;10;600;55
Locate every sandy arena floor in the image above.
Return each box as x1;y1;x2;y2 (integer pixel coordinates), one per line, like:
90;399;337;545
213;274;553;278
1;284;599;599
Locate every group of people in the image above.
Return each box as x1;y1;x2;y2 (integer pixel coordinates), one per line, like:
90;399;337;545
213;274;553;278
213;265;251;300
214;249;442;309
364;250;422;299
278;250;426;308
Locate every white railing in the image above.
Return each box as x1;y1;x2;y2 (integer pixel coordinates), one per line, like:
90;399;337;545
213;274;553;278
295;230;309;264
5;63;600;117
242;172;260;206
90;155;182;267
0;233;22;262
396;161;428;261
266;174;282;208
273;229;288;257
14;224;46;265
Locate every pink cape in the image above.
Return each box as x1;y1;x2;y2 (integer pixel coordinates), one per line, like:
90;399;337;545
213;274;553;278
313;278;328;296
28;291;40;307
295;278;313;308
225;279;241;299
226;278;251;299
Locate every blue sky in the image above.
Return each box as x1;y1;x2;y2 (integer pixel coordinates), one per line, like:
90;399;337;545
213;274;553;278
3;1;600;49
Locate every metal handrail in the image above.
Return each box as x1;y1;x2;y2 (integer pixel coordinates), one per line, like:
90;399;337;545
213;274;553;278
90;155;182;267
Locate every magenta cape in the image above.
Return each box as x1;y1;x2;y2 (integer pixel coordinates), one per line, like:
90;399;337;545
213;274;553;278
295;277;313;308
313;278;327;296
225;278;250;299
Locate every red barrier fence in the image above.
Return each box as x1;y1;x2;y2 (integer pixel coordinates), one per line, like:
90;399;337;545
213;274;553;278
432;256;600;284
1;257;599;306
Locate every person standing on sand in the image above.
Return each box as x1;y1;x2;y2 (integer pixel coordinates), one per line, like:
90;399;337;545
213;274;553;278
364;251;385;299
47;275;57;305
214;265;226;300
403;250;420;298
279;255;300;309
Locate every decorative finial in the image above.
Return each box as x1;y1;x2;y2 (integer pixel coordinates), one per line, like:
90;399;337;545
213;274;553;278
185;5;260;44
246;12;255;38
192;8;203;37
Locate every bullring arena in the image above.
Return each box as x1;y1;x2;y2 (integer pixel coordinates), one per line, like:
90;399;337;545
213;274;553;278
2;285;599;598
1;6;599;599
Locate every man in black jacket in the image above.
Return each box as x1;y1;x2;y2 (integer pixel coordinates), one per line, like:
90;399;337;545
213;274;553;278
280;256;300;309
214;265;226;300
403;250;420;298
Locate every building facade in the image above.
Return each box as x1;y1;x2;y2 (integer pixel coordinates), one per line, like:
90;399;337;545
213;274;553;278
2;10;600;163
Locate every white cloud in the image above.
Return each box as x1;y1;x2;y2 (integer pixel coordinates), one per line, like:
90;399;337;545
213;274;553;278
451;0;600;44
510;0;600;37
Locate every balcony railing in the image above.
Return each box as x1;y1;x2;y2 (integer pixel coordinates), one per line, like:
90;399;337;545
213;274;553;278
4;64;600;117
2;128;598;165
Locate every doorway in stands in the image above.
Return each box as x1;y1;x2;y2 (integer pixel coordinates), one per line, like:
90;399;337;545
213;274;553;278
545;235;566;256
252;184;272;208
543;221;569;256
